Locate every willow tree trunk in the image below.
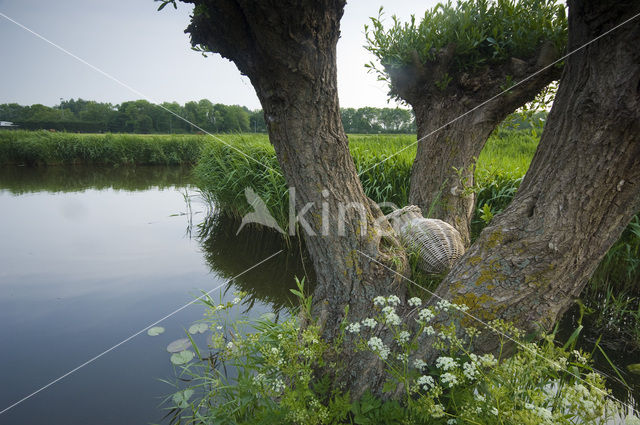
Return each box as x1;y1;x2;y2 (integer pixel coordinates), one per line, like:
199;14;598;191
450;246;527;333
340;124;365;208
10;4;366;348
181;0;408;393
427;0;640;355
402;48;562;245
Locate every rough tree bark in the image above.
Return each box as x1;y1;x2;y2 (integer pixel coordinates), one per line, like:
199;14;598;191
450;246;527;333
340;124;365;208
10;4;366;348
179;0;639;397
181;0;408;392
388;44;563;245
425;0;640;357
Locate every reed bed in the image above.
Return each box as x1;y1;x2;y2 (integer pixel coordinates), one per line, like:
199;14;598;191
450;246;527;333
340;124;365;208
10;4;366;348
0;130;204;165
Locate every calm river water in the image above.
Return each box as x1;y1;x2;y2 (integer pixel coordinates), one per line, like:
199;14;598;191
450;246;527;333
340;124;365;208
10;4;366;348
0;165;636;424
0;166;306;425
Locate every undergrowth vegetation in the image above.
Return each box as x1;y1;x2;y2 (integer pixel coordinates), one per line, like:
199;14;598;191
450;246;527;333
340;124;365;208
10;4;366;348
193;129;640;350
162;283;633;425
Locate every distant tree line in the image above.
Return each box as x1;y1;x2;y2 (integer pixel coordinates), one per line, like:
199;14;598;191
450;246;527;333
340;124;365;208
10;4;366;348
0;99;416;134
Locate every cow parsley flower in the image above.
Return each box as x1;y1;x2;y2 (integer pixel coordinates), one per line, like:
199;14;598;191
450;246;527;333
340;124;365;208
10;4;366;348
408;297;422;307
347;322;361;333
367;336;390;360
435;356;457;371
362;318;377;328
463;361;479;379
396;330;410;344
385;311;402;326
431;404;445;418
416;375;435;390
386;295;401;306
413;359;427;370
417;308;434;322
479;354;497;367
436;299;452;311
440;372;458;387
373;296;386;306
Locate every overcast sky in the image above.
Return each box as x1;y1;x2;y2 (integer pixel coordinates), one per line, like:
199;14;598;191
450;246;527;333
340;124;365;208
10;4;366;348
0;0;440;110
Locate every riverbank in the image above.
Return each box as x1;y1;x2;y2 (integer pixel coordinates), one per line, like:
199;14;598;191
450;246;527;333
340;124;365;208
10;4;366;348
1;129;638;351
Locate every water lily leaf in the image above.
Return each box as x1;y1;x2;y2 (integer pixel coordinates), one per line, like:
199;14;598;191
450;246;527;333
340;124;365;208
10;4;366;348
172;388;194;408
627;363;640;374
167;338;191;353
170;350;195;365
188;323;208;334
147;326;165;336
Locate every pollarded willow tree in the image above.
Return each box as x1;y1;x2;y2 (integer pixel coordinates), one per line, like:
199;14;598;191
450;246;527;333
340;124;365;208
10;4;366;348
170;0;640;395
365;0;567;245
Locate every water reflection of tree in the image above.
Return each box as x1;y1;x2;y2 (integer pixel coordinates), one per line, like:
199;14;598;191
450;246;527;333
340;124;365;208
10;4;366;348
0;165;194;194
197;213;315;314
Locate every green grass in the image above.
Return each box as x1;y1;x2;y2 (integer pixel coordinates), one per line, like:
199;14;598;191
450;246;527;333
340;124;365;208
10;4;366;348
2;128;638;348
193;129;640;349
0;130;204;166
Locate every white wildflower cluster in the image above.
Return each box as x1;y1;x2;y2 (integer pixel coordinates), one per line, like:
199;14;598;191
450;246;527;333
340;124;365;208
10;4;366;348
424;325;435;335
436;299;453;311
447;419;457;425
463;360;479;380
374;295;402;307
396;330;411;344
417;307;435;323
408;297;422;307
381;305;402;326
362;318;377;329
431;404;446;418
346;322;361;334
416;375;435;391
440;372;459;387
561;382;602;418
396;353;408;362
413;359;427;370
386;295;401;306
478;353;497;367
435;356;457;371
367;336;390;360
524;403;553;422
271;378;286;393
373;296;386;306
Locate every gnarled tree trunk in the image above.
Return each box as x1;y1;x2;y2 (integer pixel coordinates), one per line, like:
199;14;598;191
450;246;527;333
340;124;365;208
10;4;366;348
426;0;640;357
182;0;408;392
180;0;639;398
395;46;563;245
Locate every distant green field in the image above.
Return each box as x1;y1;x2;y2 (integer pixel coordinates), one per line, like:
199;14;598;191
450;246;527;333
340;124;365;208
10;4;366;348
0;130;204;166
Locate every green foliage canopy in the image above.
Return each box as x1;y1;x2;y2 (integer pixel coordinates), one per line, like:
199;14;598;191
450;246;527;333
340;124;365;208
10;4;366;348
365;0;567;89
